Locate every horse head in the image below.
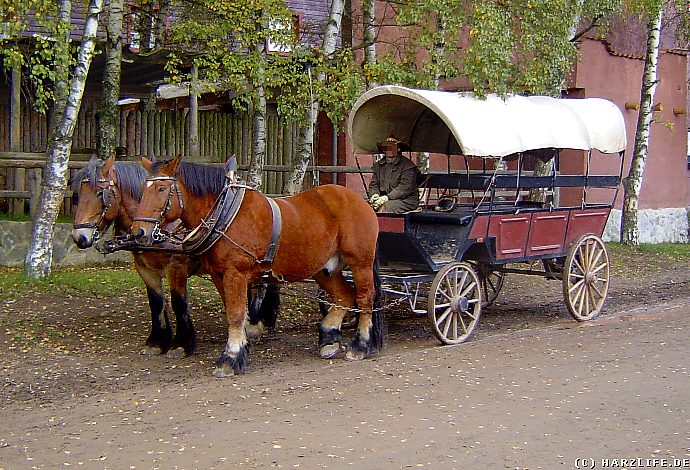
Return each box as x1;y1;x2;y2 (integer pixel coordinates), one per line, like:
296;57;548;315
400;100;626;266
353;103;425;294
132;155;185;247
71;154;120;248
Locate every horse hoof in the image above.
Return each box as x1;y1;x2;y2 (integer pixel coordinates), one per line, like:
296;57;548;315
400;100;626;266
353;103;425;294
319;343;343;359
165;347;186;359
212;364;235;378
345;349;367;361
140;346;163;356
245;322;265;343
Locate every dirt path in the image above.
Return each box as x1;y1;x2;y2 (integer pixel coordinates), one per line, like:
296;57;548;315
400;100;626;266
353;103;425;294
1;259;689;469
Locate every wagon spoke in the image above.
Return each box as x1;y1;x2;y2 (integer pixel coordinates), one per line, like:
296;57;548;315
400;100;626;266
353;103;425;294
573;256;585;275
586;240;596;267
590;282;605;301
435;307;453;327
452;313;460;338
439;288;454;302
571;282;585;310
457;313;468;335
442;312;454;338
592;261;609;275
569;278;585;294
590;247;604;268
459;280;477;299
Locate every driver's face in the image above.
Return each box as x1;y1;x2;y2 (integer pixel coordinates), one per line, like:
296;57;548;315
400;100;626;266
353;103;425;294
381;143;397;158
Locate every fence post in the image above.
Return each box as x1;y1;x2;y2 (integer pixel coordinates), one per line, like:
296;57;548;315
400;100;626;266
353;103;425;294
10;65;25;216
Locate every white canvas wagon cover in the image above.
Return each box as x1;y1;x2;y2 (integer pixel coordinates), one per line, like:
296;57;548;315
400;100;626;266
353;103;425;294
348;85;627;157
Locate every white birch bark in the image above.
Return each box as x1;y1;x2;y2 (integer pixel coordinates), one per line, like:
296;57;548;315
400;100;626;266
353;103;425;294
363;0;377;88
24;0;104;279
621;5;663;246
189;65;200;157
285;0;345;195
98;0;123;160
50;0;72;140
247;21;268;190
247;81;267;190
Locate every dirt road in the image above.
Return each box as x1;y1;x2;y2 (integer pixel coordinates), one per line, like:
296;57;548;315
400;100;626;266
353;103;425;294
1;283;689;469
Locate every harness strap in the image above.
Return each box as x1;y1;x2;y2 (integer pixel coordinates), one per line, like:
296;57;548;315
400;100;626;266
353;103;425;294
182;184;246;255
261;198;282;266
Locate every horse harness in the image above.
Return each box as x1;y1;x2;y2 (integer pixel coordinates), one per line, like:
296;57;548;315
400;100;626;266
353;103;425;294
72;177;118;243
131;174;283;271
132;175;185;244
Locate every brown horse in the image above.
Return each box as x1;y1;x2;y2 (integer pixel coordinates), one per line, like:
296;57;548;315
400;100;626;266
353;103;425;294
131;156;384;377
71;155;279;358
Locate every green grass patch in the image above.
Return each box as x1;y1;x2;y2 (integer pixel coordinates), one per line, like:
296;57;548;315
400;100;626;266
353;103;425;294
607;242;690;278
0;264;142;301
0;213;74;223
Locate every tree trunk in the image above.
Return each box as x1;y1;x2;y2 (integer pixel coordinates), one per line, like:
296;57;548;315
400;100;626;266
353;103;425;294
621;5;663;246
98;0;123;160
189;65;200;158
285;0;344;195
363;0;377;88
50;0;72;140
24;0;104;279
10;65;23;215
247;83;267;190
247;36;268;190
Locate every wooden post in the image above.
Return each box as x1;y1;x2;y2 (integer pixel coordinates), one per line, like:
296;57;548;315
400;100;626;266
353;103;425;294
189;65;200;158
10;65;25;216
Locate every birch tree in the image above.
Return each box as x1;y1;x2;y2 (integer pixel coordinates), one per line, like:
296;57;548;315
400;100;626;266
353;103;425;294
24;0;104;279
97;0;124;160
284;0;345;195
621;0;664;245
167;0;295;190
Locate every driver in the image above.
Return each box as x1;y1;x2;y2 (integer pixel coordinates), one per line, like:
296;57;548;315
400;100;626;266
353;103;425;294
368;136;420;213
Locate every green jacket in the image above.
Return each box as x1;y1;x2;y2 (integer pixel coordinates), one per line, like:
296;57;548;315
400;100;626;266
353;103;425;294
369;156;420;213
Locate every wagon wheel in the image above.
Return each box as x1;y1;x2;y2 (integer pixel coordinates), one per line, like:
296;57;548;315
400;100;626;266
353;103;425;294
471;262;505;307
562;234;610;321
428;262;482;345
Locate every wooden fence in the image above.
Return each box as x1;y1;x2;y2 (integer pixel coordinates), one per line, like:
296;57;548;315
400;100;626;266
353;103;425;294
0;100;344;217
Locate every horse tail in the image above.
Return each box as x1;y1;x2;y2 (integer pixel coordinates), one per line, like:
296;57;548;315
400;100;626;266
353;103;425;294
370;251;386;352
248;283;280;333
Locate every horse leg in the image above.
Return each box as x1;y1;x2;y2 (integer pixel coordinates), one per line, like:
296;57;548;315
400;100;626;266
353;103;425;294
165;268;196;358
210;272;250;377
135;264;173;355
345;263;384;361
246;283;281;342
313;271;356;359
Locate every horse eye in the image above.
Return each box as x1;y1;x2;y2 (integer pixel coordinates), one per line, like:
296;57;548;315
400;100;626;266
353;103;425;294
158;186;167;192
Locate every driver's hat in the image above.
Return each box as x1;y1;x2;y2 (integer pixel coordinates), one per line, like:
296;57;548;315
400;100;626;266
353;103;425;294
377;136;409;152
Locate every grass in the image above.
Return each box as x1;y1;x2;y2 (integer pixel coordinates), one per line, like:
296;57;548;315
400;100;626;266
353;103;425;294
0;213;74;223
0;243;687;301
607;242;690;277
0;263;143;301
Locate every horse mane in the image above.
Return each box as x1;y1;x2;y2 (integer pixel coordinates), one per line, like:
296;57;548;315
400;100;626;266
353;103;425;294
151;160;226;197
71;160;146;200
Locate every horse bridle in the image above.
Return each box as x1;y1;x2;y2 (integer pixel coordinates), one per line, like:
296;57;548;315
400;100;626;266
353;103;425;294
133;175;185;243
72;177;118;243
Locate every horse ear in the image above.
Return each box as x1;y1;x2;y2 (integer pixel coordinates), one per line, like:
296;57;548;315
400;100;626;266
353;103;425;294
165;155;182;176
225;155;237;182
89;153;99;163
141;156;154;172
102;154;115;176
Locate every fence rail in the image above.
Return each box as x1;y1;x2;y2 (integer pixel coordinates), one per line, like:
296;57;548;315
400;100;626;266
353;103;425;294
0;152;372;218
